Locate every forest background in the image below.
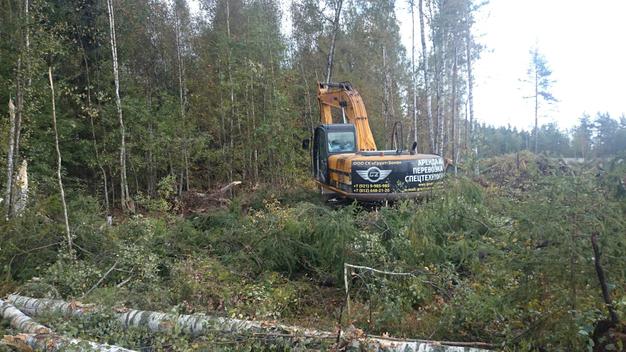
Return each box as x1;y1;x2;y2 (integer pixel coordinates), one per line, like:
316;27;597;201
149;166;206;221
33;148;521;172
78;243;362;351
1;0;625;351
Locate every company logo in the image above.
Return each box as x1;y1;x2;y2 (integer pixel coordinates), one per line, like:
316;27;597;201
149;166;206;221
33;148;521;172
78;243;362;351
356;167;392;183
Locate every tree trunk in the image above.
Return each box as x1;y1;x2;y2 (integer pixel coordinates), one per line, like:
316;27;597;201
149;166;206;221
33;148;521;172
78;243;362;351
13;160;28;215
465;13;474;152
82;42;110;214
7;295;493;352
48;66;72;256
418;0;434;153
5;99;17;219
534;68;538;153
14;58;24;177
174;6;190;192
0;299;136;352
24;0;30;87
250;71;259;184
325;0;343;82
106;0;130;211
382;45;389;145
411;0;418;146
591;233;619;324
3;334;136;352
0;299;51;334
226;0;235;185
300;62;313;139
451;46;458;173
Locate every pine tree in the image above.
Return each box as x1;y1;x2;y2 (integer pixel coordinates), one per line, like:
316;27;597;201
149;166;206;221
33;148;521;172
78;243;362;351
525;47;557;153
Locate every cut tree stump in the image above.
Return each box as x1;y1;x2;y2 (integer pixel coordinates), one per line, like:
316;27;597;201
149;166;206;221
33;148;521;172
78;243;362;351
8;295;493;351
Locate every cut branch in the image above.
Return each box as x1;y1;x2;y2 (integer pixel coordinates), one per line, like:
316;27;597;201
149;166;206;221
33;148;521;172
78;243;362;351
591;232;619;324
83;260;118;297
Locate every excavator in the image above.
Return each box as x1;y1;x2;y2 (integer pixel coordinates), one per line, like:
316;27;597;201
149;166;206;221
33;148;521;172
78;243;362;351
311;81;446;201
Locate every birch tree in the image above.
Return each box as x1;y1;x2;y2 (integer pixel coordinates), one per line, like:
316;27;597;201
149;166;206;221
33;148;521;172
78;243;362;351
5;99;17;218
106;0;131;211
174;0;190;192
48;66;72;256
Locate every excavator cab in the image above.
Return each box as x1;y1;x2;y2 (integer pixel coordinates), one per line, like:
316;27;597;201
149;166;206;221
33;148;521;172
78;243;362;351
313;124;356;184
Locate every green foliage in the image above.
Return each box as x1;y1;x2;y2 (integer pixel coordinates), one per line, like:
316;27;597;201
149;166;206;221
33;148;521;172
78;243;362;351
1;159;625;350
189;198;360;280
170;257;302;320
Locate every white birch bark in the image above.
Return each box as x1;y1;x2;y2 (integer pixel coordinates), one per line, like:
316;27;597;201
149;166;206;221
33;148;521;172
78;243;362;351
48;67;72;254
3;333;136;352
0;299;51;334
5;99;17;219
1;299;135;352
106;0;130;211
13;160;28;215
8;295;492;352
14;59;23;180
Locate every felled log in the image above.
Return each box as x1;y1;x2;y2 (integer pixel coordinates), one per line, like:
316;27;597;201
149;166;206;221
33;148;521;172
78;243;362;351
216;181;242;194
0;299;51;334
3;333;135;352
0;299;135;352
8;295;493;351
8;294;321;338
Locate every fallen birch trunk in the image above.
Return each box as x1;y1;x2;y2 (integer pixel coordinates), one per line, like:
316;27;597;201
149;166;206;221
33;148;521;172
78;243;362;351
0;299;135;352
8;295;493;351
3;333;135;352
0;299;51;334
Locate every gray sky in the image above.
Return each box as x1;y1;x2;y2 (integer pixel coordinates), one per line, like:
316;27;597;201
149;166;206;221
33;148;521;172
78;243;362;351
397;0;626;130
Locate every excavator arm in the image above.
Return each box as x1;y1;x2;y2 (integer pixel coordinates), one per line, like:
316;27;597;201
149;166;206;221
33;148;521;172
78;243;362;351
317;82;377;151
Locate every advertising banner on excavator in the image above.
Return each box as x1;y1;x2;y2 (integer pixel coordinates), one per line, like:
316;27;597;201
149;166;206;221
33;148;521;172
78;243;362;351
351;157;445;194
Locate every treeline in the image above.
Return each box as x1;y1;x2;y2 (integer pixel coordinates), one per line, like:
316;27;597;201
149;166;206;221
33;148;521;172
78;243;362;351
1;0;486;213
475;113;626;158
2;0;624;215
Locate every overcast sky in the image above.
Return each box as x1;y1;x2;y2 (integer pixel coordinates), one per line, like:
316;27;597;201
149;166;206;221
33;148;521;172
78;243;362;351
396;0;626;130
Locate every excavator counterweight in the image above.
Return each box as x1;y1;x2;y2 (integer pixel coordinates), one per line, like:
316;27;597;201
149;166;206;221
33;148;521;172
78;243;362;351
312;82;446;201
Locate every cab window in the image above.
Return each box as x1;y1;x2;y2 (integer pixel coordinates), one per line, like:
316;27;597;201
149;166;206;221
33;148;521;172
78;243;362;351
327;131;356;153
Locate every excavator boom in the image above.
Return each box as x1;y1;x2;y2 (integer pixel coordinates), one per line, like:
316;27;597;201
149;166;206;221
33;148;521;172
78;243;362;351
317;82;377;151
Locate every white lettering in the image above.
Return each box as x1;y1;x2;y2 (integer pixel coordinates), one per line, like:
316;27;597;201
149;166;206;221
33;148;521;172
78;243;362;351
405;173;444;183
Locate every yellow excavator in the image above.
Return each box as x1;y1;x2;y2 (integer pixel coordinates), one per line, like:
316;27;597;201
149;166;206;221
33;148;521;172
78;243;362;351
312;81;446;201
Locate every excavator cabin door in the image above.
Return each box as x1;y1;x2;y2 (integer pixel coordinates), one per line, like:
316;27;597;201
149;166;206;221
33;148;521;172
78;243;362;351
313;124;357;185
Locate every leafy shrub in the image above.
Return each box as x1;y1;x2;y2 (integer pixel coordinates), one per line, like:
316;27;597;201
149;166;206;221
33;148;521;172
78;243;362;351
170;256;303;320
